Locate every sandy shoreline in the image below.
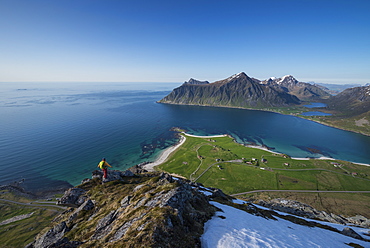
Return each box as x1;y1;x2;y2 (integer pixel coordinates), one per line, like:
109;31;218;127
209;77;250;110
183;133;228;138
142;133;370;171
143;135;186;172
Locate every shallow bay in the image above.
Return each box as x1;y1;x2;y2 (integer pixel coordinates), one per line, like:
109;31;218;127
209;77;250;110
0;82;369;192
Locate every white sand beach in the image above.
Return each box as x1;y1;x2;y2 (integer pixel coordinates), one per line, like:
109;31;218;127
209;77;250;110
143;135;187;171
183;133;228;138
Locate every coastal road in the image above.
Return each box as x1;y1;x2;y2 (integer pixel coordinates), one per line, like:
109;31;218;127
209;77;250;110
230;190;370;197
0;198;67;210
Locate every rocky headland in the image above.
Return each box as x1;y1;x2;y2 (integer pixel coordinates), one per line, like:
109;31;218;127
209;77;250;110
24;167;370;248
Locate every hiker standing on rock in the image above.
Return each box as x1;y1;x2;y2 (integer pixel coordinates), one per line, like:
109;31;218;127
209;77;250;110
98;158;112;179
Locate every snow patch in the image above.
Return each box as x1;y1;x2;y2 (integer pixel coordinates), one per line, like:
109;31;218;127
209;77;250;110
228;72;245;81
201;201;370;248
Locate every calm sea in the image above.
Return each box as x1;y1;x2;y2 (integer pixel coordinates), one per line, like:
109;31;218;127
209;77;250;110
1;82;369;192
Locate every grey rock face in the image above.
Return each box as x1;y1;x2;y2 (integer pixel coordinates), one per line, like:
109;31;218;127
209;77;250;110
33;221;74;248
109;214;146;242
68;199;95;222
29;172;217;247
120;195;132;208
92;169;134;183
57;188;87;208
92;210;120;240
183;78;210;85
341;227;363;240
347;215;370;228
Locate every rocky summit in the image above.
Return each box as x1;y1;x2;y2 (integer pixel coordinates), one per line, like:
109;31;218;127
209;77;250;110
26;170;218;248
25;169;370;248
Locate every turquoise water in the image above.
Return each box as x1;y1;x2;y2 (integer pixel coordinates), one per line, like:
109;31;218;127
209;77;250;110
1;82;369;192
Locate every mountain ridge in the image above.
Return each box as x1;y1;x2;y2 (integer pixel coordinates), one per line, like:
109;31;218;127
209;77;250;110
261;75;332;101
159;72;302;108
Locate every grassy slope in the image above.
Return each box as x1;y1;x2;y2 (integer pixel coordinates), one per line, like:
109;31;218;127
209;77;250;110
304;111;370;136
0;191;62;248
158;135;370;217
242;191;370;219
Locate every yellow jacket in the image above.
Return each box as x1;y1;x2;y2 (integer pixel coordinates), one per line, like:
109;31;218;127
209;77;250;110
98;160;112;169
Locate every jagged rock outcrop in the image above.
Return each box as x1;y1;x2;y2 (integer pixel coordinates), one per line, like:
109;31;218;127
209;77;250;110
57;188;87;208
159;72;300;108
347;215;370;228
91;169;135;183
257;198;370;228
262;75;331;101
183;78;209;85
341;227;364;240
28;172;217;248
27;221;83;248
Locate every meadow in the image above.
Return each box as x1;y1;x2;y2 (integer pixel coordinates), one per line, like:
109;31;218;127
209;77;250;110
158;135;370;217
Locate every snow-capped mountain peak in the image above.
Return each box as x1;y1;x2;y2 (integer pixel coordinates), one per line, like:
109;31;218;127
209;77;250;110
276;75;297;84
227;72;247;81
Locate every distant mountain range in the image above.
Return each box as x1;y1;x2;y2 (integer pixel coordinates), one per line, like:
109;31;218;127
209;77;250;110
159;72;329;108
260;75;331;101
312;83;365;95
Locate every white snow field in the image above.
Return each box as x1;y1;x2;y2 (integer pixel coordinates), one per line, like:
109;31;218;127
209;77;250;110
201;201;370;248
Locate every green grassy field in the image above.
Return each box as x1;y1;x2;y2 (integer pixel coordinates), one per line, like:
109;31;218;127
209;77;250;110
158;135;370;195
0;191;63;247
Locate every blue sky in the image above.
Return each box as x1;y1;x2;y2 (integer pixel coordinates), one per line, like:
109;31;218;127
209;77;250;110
1;0;369;84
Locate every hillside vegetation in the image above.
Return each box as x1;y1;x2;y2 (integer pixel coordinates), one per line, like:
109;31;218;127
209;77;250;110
318;85;370;136
0;190;64;248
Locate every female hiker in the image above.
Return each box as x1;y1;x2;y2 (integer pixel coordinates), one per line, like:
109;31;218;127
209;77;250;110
97;158;112;179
